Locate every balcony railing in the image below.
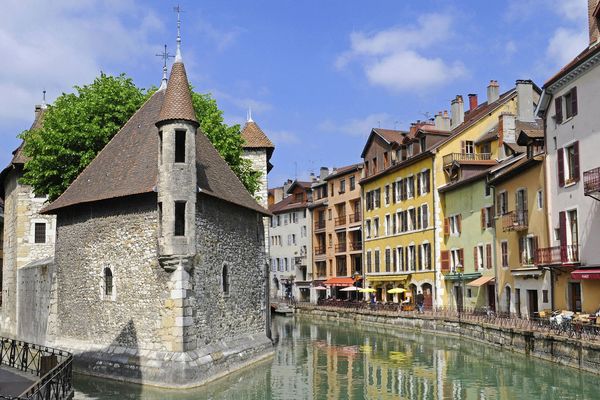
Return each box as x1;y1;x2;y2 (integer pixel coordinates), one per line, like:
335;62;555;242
314;220;326;230
349;241;362;251
443;152;492;166
584;167;600;196
335;243;347;253
348;213;361;224
314;246;326;256
502;210;528;232
334;215;347;227
535;245;580;265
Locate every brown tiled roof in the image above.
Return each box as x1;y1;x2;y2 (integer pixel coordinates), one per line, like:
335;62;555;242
438;167;491;193
323;163;362;181
43;87;267;215
475;127;498;145
241;121;274;150
372;128;405;144
488;154;541;185
516;120;543;139
157;62;198;125
269;193;310;214
544;42;600;88
11;107;46;165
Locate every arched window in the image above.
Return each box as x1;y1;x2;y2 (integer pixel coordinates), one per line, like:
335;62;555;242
104;267;113;296
222;264;230;296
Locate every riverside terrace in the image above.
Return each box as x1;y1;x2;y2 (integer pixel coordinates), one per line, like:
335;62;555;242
0;337;73;400
300;300;600;342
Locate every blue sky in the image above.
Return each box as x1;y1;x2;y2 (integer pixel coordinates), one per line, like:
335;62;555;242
0;0;590;187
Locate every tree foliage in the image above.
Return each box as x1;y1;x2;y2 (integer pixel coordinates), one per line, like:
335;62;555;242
20;73;261;201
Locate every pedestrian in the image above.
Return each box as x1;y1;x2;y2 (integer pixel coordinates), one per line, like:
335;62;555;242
416;290;425;314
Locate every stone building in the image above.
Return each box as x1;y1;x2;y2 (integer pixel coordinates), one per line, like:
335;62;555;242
30;49;273;387
269;180;313;301
0;105;57;338
241;115;274;256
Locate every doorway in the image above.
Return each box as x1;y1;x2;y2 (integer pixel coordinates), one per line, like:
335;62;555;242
455;285;463;312
527;290;538;318
487;284;496;312
515;288;521;318
505;286;511;315
569;282;582;312
422;283;433;310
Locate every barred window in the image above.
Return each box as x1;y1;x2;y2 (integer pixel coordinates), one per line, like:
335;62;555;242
34;223;46;244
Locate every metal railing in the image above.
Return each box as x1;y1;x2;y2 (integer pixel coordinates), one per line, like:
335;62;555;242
314;246;326;256
0;337;73;400
334;243;346;253
348;213;361;224
314;220;326;230
584;167;600;196
349;241;362;251
334;215;347;227
307;302;600;341
536;245;580;265
443;152;492;166
502;209;528;232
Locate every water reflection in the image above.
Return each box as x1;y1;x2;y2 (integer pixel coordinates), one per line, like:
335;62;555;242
74;316;596;399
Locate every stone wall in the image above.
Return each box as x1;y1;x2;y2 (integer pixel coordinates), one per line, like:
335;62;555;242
297;306;600;376
52;194;169;351
192;195;268;345
16;259;55;345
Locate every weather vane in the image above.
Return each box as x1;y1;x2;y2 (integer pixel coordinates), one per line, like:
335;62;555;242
156;45;174;89
174;5;184;61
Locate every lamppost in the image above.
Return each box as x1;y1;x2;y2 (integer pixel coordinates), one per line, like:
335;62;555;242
456;264;464;320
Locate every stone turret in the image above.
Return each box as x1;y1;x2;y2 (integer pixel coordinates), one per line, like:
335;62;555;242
155;60;199;272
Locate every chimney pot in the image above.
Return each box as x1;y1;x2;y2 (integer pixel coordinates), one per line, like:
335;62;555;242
468;94;478;111
450;96;465;130
516;79;535;122
487;80;500;104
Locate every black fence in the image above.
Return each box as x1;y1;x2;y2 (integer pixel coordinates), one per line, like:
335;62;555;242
310;300;600;341
0;337;73;400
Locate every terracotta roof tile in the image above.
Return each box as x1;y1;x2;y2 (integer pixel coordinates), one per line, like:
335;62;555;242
269;193;310;214
11;107;46;165
43;87;267;215
241;121;274;149
323;163;362;181
157;62;198;125
545;43;600;88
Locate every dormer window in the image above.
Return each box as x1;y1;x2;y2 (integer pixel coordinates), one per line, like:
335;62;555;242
159;131;163;164
175;130;186;163
419;137;426;153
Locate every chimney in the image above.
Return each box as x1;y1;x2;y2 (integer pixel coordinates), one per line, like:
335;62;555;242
516;79;535;122
498;113;516;147
589;0;600;45
487;80;500;104
34;105;43;119
434;111;451;131
450;95;464;130
309;172;316;182
319;167;329;180
468;94;478;111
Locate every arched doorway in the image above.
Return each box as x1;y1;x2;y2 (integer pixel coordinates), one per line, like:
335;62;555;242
409;283;417;306
422;283;433;310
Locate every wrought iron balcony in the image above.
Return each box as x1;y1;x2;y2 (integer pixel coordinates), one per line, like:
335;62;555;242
348;212;361;224
443;152;492;166
314;246;326;256
314;219;326;230
502;210;528;232
584;167;600;198
335;243;347;253
535;245;580;266
334;215;347;227
349;241;362;251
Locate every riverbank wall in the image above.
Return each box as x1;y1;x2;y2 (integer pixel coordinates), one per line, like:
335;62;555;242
296;305;600;376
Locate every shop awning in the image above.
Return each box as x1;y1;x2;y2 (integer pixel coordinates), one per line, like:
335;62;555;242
511;268;543;278
444;272;481;282
571;268;600;280
366;275;408;282
324;277;355;287
467;276;495;287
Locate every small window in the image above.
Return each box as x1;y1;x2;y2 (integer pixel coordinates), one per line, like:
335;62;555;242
501;241;509;268
34;223;46;244
175;130;186;163
339;179;346;194
465;141;474;154
419;137;426;153
174;201;186;236
104;268;113;297
222;264;230;296
466;288;472;298
537;190;543;210
349;176;356;191
158;131;163;164
158;202;163;236
484;184;491;197
542;290;549;303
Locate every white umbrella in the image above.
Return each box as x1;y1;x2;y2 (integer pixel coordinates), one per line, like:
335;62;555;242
340;286;359;292
313;285;327;290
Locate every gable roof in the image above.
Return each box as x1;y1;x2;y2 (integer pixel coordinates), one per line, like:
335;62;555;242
323;163;362;181
360;128;407;158
42;77;268;216
544;42;600;89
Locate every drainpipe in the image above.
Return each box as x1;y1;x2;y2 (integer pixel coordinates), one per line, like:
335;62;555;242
432;155;439;308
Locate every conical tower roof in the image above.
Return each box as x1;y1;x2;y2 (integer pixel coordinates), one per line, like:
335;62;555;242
157;61;198;126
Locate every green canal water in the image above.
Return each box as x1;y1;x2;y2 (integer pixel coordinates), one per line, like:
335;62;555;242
74;315;598;399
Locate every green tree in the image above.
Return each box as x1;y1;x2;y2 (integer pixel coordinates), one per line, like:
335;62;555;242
20;73;261;201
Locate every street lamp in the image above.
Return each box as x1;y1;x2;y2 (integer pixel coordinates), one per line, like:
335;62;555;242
456;264;464;319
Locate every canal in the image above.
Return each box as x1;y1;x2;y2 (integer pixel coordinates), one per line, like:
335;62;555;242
74;315;598;399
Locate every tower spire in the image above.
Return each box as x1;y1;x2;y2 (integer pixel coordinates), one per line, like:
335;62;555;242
247;106;254;123
41;89;47;109
156;44;174;90
174;5;183;62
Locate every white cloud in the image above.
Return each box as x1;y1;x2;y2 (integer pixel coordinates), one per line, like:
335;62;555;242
0;0;163;122
335;13;466;92
319;113;395;137
209;88;272;115
546;27;588;66
269;130;300;146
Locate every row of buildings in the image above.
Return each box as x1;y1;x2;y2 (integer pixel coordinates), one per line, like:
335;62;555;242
268;0;600;316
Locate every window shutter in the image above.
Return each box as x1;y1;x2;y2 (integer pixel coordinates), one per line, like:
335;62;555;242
425;170;430;193
457;214;462;234
441;250;450;272
481;208;486;229
392;182;396;203
417;173;422;195
461;141;466;154
417;245;422;270
555;96;563;123
474;246;478;270
459;248;464;267
533;236;539;264
571;87;578;117
557;148;565;187
423;204;428;229
416;207;422;230
486;244;492;269
496;194;502;216
573;141;580;182
427;245;432;269
559;211;567;261
444;218;450;236
518;236;524;264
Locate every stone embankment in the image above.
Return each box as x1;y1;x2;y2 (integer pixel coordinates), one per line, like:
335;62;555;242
296;304;600;376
